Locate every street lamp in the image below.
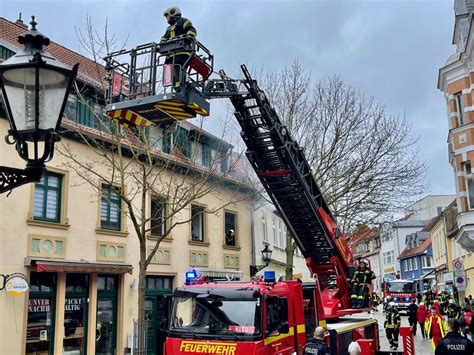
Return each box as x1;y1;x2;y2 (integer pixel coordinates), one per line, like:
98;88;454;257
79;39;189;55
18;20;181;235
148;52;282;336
0;16;78;194
250;242;273;277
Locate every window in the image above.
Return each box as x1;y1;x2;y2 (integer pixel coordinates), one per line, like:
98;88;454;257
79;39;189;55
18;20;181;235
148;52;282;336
151;197;166;236
467;177;474;210
101;185;121;230
33;172;62;222
422;256;433;268
404;260;408;272
202;143;211;168
272;218;277;245
456;93;465;125
0;45;15;60
408;259;413;271
224;212;237;246
175;127;191;158
191;205;205;242
277;220;284;248
413;258;418;270
220;151;229;173
261;212;267;242
437;207;443;216
383;251;394;265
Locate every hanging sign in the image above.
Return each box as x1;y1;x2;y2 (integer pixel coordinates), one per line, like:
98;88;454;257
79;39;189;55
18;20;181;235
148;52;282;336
4;273;29;296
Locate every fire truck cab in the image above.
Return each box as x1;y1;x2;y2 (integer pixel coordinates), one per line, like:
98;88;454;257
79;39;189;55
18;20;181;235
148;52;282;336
165;272;378;355
382;278;416;312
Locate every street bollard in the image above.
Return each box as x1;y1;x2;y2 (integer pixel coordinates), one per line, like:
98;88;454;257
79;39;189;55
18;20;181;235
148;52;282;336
399;326;415;355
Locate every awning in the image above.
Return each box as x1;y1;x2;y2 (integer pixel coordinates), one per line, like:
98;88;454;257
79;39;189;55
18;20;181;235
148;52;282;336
25;258;133;275
421;269;435;280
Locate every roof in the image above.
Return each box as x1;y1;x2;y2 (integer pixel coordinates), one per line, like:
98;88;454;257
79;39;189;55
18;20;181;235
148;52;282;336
0;17;104;88
422;216;441;232
398;235;432;260
348;227;379;254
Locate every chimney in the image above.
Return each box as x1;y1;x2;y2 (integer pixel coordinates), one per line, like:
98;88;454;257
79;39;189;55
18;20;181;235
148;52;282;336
15;13;28;29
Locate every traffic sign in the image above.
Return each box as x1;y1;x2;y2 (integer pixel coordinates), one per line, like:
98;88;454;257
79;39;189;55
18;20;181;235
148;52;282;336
455;272;467;287
453;259;464;272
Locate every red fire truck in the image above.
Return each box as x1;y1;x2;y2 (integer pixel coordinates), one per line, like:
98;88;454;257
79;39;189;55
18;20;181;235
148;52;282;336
104;37;380;354
382;279;416;312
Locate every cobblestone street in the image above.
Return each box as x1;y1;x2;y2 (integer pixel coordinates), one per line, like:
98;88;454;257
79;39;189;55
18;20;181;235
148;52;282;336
371;306;434;354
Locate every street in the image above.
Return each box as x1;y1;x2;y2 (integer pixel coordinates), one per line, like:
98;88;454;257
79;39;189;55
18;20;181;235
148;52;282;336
371;306;434;354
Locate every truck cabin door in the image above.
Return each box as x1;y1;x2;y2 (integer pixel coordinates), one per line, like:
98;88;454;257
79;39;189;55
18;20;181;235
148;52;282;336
265;296;293;354
302;285;318;341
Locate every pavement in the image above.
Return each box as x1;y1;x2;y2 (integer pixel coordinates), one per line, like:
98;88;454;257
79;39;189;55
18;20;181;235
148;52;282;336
370;306;434;354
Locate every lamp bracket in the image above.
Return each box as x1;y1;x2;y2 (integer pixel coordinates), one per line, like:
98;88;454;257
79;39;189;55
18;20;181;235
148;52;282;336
0;165;45;195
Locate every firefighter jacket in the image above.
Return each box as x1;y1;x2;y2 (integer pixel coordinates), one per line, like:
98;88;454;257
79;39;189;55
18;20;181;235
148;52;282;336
434;331;474;355
426;314;446;339
407;303;418;322
384;309;401;329
350;268;376;286
446;304;461;320
161;17;197;43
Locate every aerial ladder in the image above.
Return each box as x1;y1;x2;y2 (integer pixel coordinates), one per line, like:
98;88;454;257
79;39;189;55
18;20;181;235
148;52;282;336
104;37;372;320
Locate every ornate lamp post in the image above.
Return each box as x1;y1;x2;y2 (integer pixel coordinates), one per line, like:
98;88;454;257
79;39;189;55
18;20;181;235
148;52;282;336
250;242;273;277
0;16;78;194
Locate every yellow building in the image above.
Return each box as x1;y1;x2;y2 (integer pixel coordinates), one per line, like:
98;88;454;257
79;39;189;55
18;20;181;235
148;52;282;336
0;17;253;355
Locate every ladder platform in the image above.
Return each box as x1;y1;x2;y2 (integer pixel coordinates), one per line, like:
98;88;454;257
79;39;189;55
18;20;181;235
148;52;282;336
106;88;209;127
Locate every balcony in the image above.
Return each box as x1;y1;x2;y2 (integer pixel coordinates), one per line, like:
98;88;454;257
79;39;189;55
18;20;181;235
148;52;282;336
455;212;474;251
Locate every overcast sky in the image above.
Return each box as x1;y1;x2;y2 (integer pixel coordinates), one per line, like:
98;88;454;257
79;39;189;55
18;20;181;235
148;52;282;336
3;0;457;195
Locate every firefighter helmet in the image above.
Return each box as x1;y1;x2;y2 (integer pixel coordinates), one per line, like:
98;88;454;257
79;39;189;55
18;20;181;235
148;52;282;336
163;6;181;17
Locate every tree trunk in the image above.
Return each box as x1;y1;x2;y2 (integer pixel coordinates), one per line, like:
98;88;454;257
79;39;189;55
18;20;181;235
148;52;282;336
137;242;147;321
285;231;296;280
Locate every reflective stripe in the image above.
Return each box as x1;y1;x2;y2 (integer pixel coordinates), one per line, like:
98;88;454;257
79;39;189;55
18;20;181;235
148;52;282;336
186;30;196;37
297;324;305;334
183;20;190;28
263;328;294;346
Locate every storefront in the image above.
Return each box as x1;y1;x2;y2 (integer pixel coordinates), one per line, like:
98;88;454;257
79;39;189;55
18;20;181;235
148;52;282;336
24;259;132;355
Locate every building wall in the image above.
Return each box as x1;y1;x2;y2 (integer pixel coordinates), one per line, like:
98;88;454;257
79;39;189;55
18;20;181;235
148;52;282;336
404;195;456;220
431;217;450;290
253;203;309;279
0;118;253;355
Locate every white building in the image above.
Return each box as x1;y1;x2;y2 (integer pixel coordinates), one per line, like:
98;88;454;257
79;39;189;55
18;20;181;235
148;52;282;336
252;202;309;279
404;195;456;221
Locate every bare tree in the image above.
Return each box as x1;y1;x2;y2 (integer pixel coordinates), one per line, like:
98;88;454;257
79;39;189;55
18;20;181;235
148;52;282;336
260;59;425;278
57;19;253;321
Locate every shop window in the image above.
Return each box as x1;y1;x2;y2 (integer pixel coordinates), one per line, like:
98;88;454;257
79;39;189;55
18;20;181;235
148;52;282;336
26;272;57;355
191;205;205;242
63;274;89;354
145;276;173;291
224;212;237;246
33;172;62;223
100;184;121;231
151;197;167;237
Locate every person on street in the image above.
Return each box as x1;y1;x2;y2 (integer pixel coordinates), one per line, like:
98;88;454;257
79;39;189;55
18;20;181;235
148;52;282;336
460;308;473;340
407;298;418;336
304;327;330;355
416;292;422;305
384;302;401;350
349;259;376;308
384;295;392;313
435;319;474;355
433;300;443;316
446;299;462;321
160;6;197;89
417;302;429;339
426;306;447;351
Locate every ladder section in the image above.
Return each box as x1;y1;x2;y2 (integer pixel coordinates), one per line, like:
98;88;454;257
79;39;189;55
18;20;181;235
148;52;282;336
226;65;352;270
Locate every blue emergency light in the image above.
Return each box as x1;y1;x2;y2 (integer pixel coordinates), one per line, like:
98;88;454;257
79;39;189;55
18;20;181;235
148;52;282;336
393;297;399;301
186;270;198;283
263;270;276;283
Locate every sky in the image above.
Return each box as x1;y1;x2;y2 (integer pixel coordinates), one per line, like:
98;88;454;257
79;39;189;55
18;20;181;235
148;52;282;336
2;0;458;195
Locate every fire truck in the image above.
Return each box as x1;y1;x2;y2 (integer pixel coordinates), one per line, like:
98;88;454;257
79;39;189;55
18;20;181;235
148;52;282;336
104;37;381;354
382;278;417;312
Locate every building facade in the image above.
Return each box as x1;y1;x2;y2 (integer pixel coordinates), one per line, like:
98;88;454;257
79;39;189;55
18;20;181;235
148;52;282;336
252;203;309;279
404;195;456;220
438;0;474;251
0;17;253;355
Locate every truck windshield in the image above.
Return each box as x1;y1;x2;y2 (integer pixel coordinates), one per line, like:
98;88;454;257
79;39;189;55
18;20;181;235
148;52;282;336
386;282;415;293
170;292;262;337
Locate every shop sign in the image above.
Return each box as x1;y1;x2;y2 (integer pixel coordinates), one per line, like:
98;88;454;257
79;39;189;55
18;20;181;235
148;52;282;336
28;298;51;313
65;297;83;311
4;273;29;296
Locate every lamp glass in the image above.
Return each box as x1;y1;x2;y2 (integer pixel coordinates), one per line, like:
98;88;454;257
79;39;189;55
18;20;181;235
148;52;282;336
2;66;68;132
262;246;272;263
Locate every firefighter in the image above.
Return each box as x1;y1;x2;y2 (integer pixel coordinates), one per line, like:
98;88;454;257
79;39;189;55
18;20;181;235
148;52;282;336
349;259;376;309
304;327;330;355
384;302;401;350
372;293;380;311
384;295;392;313
426;306;447;351
407;298;419;336
435;319;474;355
446;299;462;321
160;6;197;89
